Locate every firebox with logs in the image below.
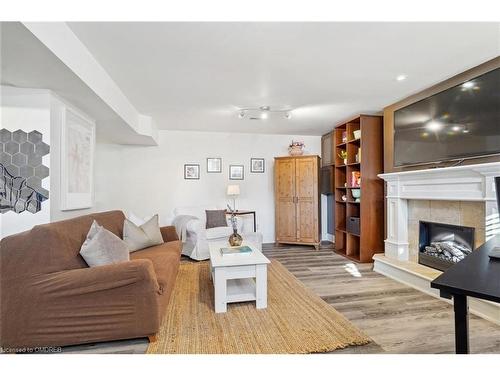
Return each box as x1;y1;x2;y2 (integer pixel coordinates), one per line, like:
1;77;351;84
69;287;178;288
418;221;475;272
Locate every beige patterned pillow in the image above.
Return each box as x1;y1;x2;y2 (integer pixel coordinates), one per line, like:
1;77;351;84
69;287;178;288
80;220;130;267
123;214;164;252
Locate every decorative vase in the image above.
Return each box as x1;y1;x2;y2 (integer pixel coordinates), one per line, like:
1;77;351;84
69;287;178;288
351;188;361;203
343;159;347;165
289;145;304;156
229;230;243;246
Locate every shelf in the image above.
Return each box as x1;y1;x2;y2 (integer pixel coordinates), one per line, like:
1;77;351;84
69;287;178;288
335;200;347;204
335;227;346;233
333;248;347;256
336;164;347;168
347;231;360;237
347;162;360;167
348;138;361;144
346;186;361;189
347;201;360;204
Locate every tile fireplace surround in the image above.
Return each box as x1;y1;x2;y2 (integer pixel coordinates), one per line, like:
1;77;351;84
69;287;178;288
374;161;500;324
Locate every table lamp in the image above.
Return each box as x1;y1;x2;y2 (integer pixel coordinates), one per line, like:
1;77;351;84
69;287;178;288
227;184;240;212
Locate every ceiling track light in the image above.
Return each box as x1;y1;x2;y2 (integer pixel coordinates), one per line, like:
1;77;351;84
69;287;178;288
237;106;293;120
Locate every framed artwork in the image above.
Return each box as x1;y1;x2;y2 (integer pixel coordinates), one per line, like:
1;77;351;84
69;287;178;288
206;158;222;173
61;107;95;210
229;165;244;180
184;164;200;179
250;158;265;173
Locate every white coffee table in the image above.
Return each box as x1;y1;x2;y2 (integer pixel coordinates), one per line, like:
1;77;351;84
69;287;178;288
209;241;270;313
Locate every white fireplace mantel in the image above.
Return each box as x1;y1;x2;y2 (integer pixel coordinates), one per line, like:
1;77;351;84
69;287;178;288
378;162;500;261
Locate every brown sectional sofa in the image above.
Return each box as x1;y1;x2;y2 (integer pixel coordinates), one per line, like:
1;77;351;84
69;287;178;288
0;210;181;350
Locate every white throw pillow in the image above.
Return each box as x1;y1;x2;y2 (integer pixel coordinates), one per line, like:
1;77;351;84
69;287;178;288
128;212;154;226
79;220;130;267
123;214;164;252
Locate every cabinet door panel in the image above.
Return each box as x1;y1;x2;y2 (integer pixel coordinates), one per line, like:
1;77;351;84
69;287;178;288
276;201;297;242
296;157;318;243
275;159;296;242
276;159;295;199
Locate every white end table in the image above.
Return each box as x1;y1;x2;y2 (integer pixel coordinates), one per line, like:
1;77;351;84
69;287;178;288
209;241;270;313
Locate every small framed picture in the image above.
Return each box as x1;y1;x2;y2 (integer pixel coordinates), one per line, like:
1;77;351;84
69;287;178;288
250;158;265;173
206;158;222;173
184;164;200;179
229;165;244;180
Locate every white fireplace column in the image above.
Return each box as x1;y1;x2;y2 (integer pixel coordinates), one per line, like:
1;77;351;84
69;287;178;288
385;180;410;261
379;162;500;262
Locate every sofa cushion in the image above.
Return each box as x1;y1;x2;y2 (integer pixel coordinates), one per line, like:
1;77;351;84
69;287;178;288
205;209;228;229
79;220;130;267
130;241;181;314
206;226;233;240
123;215;164;252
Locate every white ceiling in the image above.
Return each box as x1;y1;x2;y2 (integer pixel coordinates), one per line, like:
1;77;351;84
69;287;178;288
67;22;499;135
1;22;155;144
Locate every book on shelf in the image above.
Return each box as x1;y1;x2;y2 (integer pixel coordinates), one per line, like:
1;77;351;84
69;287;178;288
220;245;253;256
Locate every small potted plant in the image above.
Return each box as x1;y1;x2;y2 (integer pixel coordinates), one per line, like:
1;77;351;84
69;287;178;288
338;150;348;164
288;140;305;156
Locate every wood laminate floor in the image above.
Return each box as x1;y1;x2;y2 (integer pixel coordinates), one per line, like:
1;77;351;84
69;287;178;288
60;243;500;354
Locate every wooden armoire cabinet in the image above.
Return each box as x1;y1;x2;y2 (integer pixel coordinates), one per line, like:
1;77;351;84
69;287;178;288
274;155;320;250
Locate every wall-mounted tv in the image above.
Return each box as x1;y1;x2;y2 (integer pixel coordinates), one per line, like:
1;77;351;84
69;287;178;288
394;67;500;167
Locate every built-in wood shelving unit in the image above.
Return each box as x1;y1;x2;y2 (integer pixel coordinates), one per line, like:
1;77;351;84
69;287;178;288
333;115;384;262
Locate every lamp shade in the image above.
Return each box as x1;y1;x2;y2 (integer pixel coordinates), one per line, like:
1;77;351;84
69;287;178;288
227;184;240;196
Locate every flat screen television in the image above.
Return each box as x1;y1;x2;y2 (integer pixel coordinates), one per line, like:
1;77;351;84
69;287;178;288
394;68;500;167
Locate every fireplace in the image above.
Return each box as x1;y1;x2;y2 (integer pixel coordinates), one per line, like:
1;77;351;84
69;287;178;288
418;221;475;271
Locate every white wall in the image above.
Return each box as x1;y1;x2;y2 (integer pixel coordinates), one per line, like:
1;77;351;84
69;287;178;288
95;130;321;243
0;87;51;238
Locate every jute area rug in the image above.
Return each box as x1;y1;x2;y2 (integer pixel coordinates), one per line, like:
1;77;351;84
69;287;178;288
147;259;371;354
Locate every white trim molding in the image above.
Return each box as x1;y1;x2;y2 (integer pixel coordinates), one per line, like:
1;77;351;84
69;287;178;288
379;162;500;261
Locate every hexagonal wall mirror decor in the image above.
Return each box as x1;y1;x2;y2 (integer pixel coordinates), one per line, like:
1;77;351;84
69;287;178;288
0;129;50;214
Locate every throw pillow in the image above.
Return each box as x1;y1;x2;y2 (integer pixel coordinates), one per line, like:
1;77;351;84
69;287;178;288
205;209;228;229
127;212;154;226
80;220;130;267
123;214;164;252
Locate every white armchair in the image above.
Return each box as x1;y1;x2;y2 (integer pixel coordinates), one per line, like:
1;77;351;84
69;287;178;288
173;205;262;260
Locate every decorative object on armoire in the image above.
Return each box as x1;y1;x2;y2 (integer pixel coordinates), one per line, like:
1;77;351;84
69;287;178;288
250;158;265;173
229;165;244;180
0;129;50;214
226;204;243;246
338;150;348;165
333;115;384;263
206;158;222;173
341;194;347;202
61;108;95;210
275;155;320;250
288;140;305;156
226;184;240;211
184;164;200;179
